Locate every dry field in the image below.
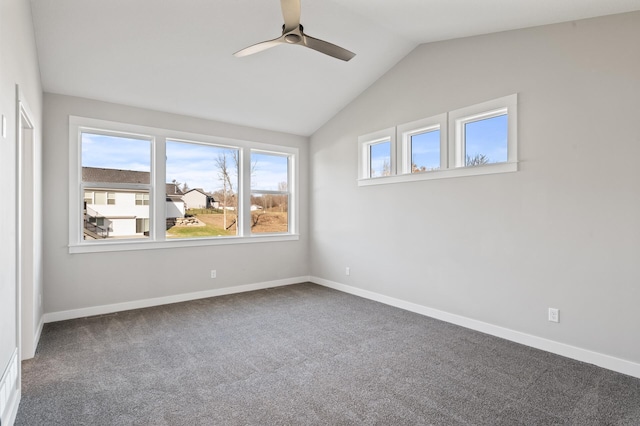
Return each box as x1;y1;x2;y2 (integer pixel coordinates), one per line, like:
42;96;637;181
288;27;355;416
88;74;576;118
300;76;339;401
166;211;287;238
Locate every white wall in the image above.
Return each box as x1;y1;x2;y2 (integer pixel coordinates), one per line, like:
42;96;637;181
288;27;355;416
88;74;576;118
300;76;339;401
182;190;208;210
0;0;43;420
310;12;640;367
43;93;309;315
166;199;185;219
86;192;149;237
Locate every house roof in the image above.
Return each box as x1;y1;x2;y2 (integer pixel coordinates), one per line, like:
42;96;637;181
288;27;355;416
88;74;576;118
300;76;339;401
83;167;184;200
83;167;150;184
166;183;184;196
184;188;212;197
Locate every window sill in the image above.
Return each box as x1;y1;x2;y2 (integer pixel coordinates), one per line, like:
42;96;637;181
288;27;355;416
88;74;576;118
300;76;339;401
69;234;300;254
357;161;518;187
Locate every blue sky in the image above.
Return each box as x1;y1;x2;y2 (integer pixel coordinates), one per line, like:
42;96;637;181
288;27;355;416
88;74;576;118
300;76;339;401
251;153;288;191
166;141;237;193
82;133;150;172
465;114;508;164
82;133;287;192
411;129;440;171
370;141;390;177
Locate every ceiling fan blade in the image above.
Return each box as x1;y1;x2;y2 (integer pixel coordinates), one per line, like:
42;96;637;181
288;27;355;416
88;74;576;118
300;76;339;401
233;37;284;58
302;34;355;62
281;0;301;32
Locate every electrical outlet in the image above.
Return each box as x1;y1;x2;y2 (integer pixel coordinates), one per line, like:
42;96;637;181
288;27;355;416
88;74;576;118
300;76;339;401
210;270;217;279
345;267;350;276
548;308;559;323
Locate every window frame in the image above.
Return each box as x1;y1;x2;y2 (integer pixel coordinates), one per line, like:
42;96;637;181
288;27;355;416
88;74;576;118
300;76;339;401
69;116;299;254
357;127;396;180
249;150;293;235
398;113;447;175
358;94;518;187
449;95;517;169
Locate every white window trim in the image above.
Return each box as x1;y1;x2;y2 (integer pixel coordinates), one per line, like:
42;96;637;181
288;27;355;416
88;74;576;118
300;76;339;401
357;127;395;180
449;94;518;168
250;150;295;235
398;113;447;174
357;94;518;187
69;116;299;254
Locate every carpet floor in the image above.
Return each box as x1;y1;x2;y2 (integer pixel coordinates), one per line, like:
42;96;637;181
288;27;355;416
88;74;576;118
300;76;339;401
15;283;640;425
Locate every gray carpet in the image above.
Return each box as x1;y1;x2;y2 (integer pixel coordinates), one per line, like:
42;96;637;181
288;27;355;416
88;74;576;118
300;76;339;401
15;283;640;425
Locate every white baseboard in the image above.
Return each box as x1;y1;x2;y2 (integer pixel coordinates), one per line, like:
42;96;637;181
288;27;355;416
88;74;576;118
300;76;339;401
311;276;640;380
0;348;20;426
43;276;311;323
40;275;640;379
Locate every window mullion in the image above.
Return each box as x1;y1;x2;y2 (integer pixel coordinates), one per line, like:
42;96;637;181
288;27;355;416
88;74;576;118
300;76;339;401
153;136;165;241
441;120;449;170
240;147;251;236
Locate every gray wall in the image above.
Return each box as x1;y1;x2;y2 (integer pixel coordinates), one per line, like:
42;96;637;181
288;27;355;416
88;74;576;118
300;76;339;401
310;12;640;364
0;0;43;370
43;93;309;314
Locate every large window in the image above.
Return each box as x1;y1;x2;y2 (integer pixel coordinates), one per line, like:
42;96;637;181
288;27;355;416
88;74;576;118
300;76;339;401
250;152;291;234
80;131;151;240
358;94;517;186
69;117;298;253
165;140;239;239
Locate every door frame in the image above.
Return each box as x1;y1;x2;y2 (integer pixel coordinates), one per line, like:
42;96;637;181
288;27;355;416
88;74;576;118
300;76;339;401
16;85;37;363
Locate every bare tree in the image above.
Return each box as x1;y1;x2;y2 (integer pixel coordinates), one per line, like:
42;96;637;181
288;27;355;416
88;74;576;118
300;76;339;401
170;179;190;194
277;181;288;212
382;159;391;176
466;153;490;166
215;151;237;230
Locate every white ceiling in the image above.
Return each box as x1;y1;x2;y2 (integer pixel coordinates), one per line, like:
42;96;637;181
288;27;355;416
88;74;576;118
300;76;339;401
30;0;640;136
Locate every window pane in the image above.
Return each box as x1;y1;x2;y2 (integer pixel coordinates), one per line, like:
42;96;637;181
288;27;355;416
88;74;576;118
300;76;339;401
369;141;391;177
135;193;149;205
94;191;107;205
250;193;288;234
81;132;151;183
251;153;288;191
464;114;508;166
411;130;440;172
165;140;238;239
81;133;151;241
83;189;149;240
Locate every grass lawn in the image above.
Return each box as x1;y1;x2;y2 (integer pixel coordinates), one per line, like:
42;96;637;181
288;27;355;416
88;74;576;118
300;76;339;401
166;214;236;238
166;225;233;238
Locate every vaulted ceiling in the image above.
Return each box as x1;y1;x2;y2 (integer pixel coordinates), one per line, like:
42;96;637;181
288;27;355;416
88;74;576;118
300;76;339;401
30;0;640;136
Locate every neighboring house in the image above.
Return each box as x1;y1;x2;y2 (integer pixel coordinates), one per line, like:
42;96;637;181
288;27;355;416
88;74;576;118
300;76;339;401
82;167;185;239
182;188;217;210
166;183;186;219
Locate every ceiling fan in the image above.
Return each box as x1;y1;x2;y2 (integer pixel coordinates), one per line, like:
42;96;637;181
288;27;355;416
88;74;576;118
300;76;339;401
233;0;355;62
